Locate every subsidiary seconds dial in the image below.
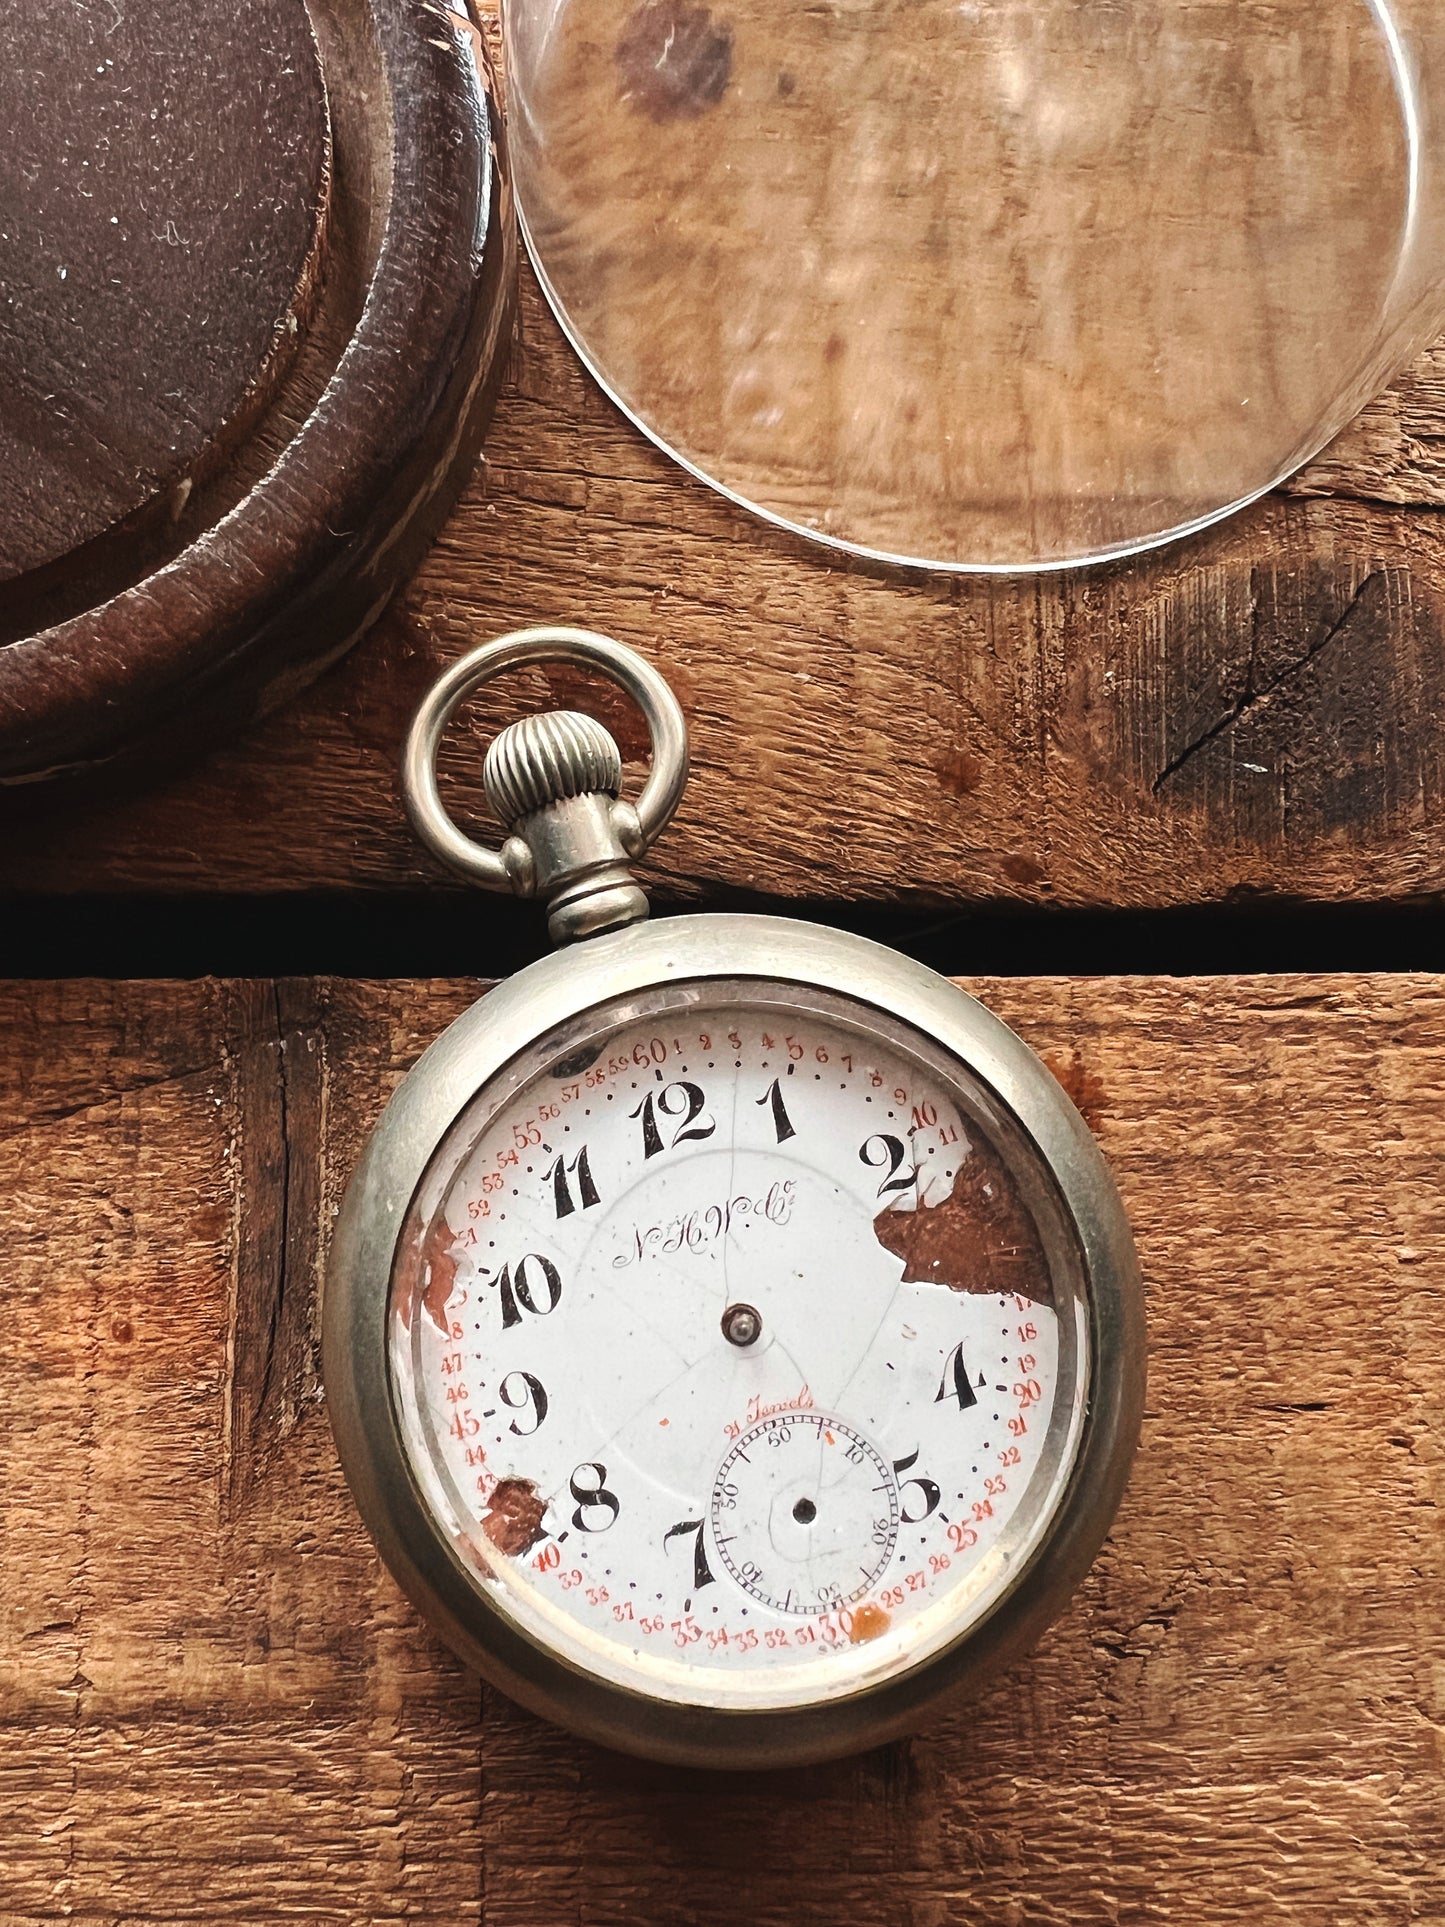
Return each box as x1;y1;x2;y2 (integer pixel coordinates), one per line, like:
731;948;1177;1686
711;1413;901;1616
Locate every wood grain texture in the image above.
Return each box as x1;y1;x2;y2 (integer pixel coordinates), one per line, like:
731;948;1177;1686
1;973;1441;1922
5;252;1445;905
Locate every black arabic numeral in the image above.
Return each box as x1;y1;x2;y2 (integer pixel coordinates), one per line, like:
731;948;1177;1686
664;1517;715;1591
499;1370;548;1436
757;1078;797;1143
665;1081;715;1144
935;1341;980;1411
488;1254;563;1329
548;1145;600;1218
569;1462;621;1532
893;1446;942;1524
630;1081;715;1157
860;1132;916;1198
630;1090;663;1158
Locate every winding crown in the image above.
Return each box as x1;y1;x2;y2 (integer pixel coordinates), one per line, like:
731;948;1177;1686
483;710;624;828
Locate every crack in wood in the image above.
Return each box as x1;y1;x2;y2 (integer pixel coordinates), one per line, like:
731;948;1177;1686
253;981;294;1433
1152;574;1385;793
0;1063;217;1147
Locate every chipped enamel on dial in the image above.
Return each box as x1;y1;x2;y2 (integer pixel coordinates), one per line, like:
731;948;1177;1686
388;979;1088;1713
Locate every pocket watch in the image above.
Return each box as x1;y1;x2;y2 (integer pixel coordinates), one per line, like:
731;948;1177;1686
323;626;1144;1768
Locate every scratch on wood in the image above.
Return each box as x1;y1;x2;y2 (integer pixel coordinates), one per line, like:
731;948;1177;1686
224;979;326;1513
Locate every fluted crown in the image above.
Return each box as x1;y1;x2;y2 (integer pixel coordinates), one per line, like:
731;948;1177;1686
483;710;624;828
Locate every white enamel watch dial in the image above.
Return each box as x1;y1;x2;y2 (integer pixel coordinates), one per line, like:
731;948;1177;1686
388;985;1084;1713
324;630;1143;1768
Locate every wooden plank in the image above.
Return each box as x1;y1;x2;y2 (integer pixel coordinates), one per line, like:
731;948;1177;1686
1;974;1442;1921
5;258;1445;907
0;980;485;1923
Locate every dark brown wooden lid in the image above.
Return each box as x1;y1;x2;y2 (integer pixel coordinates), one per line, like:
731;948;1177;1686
0;0;514;787
0;0;330;585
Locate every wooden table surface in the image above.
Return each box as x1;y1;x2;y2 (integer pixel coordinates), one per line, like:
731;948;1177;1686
4;54;1445;1917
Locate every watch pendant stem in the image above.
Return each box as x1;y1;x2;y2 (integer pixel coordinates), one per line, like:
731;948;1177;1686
484;710;651;945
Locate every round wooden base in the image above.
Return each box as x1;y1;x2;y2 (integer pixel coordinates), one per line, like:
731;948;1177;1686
0;0;514;785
